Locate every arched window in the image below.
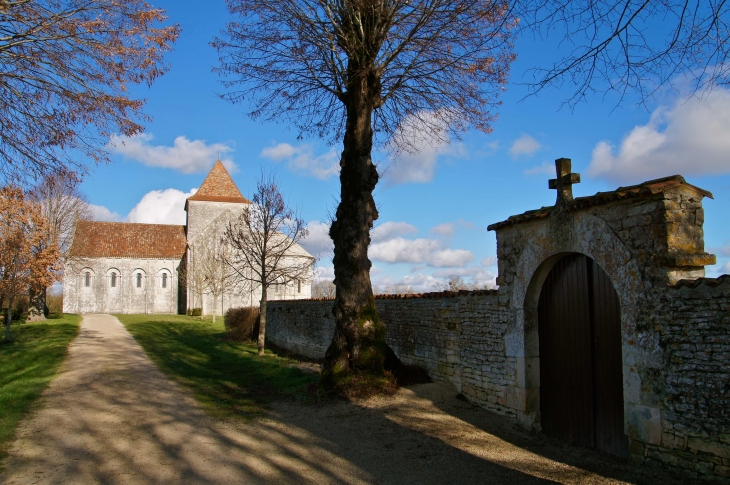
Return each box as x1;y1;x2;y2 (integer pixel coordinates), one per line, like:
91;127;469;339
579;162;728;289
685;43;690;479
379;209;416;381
110;272;117;288
84;272;91;287
297;280;301;293
162;273;167;288
136;273;142;288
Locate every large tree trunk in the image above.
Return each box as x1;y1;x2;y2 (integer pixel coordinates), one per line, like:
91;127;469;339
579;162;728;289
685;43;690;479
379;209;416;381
258;286;267;356
324;69;395;379
27;285;47;321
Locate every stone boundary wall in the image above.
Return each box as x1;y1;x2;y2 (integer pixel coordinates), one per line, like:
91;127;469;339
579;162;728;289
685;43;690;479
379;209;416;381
640;276;730;481
265;281;730;481
266;290;517;417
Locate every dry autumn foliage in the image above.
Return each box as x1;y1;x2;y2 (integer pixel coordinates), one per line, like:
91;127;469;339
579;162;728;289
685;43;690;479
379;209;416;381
0;186;62;341
0;0;180;184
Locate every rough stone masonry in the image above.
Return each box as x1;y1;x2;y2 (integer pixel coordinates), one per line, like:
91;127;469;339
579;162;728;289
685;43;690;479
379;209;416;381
266;163;729;482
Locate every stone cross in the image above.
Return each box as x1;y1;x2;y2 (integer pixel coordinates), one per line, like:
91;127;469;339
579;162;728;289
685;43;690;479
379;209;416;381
549;158;580;204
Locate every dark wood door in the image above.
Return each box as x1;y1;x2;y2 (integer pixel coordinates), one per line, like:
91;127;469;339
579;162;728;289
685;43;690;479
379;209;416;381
538;254;628;458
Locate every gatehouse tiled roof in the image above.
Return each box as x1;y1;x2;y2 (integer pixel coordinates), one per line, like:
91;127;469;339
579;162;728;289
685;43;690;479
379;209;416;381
186;160;251;204
68;221;187;259
488;175;713;231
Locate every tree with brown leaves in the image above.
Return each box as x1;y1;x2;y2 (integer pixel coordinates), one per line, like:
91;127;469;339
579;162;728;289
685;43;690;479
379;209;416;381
214;0;515;383
0;186;61;341
223;173;314;356
0;0;179;184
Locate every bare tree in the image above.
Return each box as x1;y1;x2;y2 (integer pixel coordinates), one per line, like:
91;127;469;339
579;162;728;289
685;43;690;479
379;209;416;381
379;284;415;295
26;173;92;317
223;172;314;356
312;279;336;299
29;173;93;257
433;275;486;292
191;237;238;323
0;0;179;184
513;1;730;106
215;0;515;380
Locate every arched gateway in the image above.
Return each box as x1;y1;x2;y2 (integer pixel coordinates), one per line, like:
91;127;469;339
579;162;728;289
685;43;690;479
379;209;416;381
538;253;627;457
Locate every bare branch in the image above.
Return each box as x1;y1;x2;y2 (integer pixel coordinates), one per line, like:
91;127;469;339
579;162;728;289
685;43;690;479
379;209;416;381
0;0;180;184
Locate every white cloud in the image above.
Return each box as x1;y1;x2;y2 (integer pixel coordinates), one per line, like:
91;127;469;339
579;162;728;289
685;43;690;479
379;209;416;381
371;221;418;243
90;204;122;222
509;134;541;159
372;272;442;294
301;221;333;260
314;265;334;283
524;162;555;176
261;143;339;179
587;89;730;183
109;134;236;174
369;237;474;267
126;188;197;225
481;256;497;267
721;261;730;274
382;110;465;185
430;220;475;237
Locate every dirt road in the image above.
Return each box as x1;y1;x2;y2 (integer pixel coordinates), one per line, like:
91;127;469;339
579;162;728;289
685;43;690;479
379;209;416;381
0;314;686;484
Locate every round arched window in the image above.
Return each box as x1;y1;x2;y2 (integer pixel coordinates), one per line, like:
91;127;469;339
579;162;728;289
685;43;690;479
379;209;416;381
162;273;167;288
110;272;117;288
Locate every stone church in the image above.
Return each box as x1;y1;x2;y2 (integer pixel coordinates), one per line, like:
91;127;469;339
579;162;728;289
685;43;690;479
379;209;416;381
63;161;313;315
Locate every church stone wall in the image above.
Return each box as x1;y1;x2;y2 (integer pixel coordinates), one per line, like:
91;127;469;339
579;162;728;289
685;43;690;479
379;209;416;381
186;200;247;244
63;257;181;314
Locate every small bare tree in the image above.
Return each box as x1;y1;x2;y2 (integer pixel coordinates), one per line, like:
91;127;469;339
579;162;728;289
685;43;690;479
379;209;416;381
27;173;92;317
312;279;336;299
380;284;415;295
191;237;238;323
224;172;314;356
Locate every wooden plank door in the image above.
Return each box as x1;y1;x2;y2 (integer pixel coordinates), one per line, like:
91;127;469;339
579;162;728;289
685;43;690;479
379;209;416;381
589;258;629;457
538;254;628;457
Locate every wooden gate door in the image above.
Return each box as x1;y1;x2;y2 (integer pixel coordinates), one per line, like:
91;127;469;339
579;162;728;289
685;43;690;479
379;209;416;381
538;254;628;458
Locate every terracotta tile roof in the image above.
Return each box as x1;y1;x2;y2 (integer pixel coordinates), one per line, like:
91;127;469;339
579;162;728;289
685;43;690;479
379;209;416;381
187;160;251;204
68;221;187;259
488;175;713;231
670;274;730;289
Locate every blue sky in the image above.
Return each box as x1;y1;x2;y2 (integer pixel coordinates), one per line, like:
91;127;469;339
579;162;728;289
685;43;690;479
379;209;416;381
82;1;730;292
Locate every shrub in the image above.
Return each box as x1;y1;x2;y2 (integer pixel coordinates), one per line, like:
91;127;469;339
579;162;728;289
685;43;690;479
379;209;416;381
46;293;63;314
224;307;259;342
187;308;202;317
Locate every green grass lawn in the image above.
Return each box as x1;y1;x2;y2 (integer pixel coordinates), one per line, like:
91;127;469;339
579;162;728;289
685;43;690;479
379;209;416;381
116;314;318;419
0;314;80;459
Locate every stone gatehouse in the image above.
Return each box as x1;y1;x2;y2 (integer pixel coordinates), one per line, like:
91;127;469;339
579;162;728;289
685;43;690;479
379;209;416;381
265;159;729;481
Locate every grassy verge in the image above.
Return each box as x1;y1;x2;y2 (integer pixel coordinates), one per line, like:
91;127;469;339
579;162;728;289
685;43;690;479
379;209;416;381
116;314;318;419
0;314;80;458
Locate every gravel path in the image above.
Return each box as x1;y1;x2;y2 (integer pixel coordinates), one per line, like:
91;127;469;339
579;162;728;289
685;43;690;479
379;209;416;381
0;314;689;484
